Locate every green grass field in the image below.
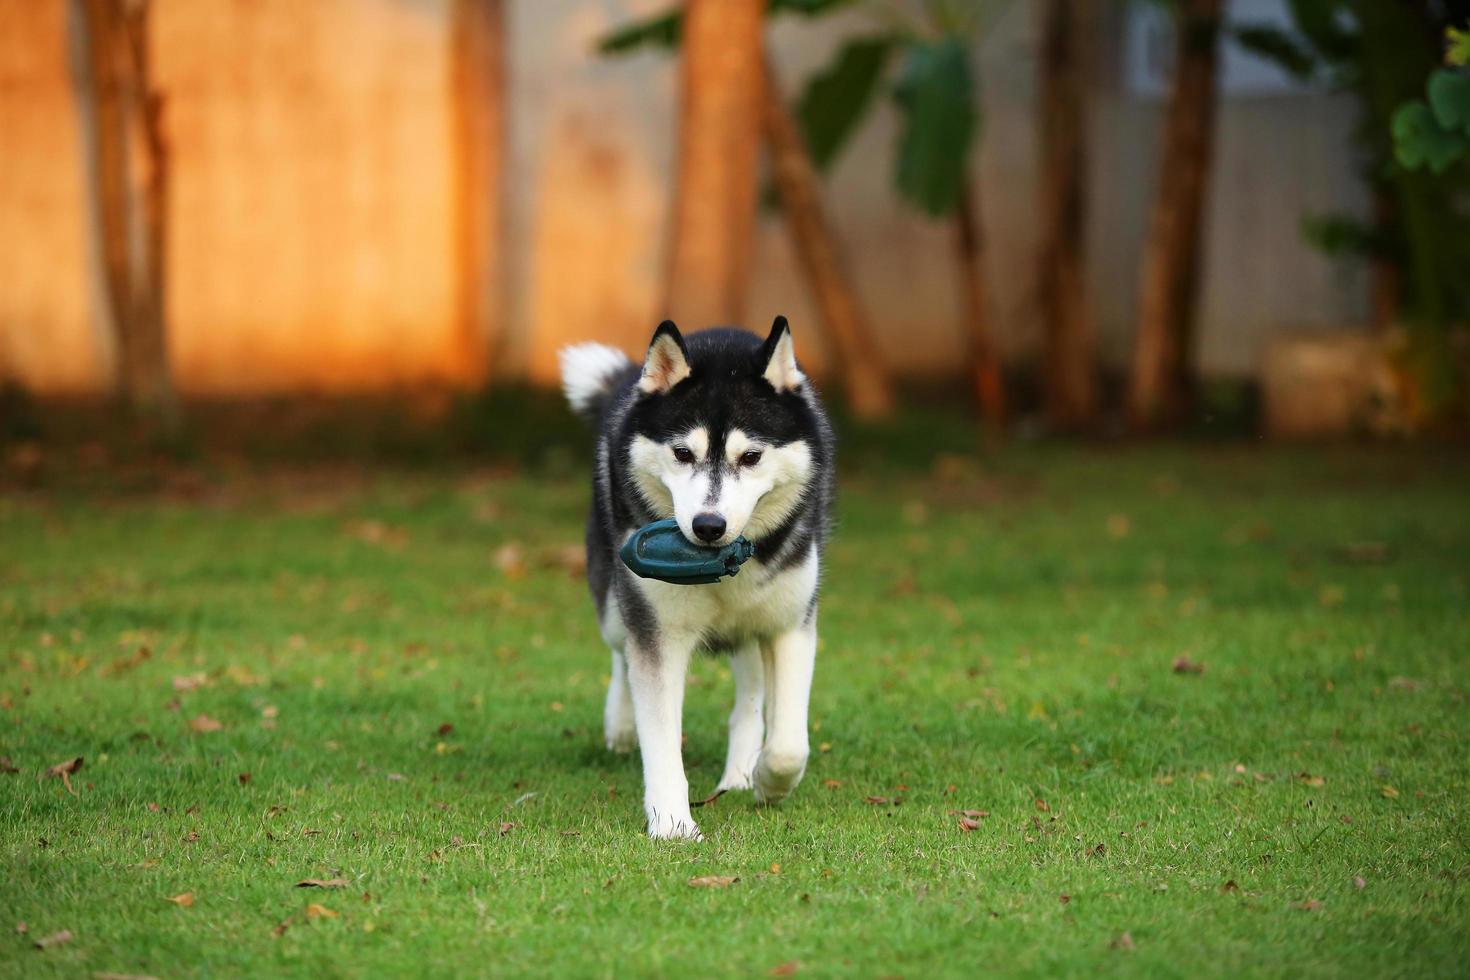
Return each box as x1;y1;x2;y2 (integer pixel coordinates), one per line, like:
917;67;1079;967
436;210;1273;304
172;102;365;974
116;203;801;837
2;444;1468;977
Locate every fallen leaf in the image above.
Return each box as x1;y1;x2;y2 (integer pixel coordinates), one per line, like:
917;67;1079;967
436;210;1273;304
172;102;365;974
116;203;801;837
1059;893;1071;904
183;831;200;843
33;929;73;950
1354;876;1366;890
863;796;889;805
164;893;194;907
15;921;26;934
172;673;208;692
1034;798;1050;812
305;903;339;919
1221;880;1239;894
1106;513;1131;539
822;779;842;789
498;821;516;836
42;756;84;795
494;543;526;578
271;918;291;938
948;809;989;819
296;878;349;889
1087;842;1107;858
1172;656;1205;675
302;828;323;836
188;714;223;734
1110;932;1135;951
238;772;252;785
0;756;18;774
957;817;981;832
769;962;801;977
688;875;738;888
1297;773;1326;788
436;723;454;736
1299;899;1323;911
1381;785;1399;798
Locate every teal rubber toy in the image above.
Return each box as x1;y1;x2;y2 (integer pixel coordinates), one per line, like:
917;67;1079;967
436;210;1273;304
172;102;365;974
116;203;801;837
619;519;755;585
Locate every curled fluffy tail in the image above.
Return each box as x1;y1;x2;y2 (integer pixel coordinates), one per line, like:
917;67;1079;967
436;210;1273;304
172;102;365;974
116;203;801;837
559;343;633;421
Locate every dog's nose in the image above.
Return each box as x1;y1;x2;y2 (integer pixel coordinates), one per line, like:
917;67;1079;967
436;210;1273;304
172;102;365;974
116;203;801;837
692;513;726;543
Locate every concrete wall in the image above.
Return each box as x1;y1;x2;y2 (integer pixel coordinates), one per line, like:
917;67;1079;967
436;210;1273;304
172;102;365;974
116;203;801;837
0;0;1370;395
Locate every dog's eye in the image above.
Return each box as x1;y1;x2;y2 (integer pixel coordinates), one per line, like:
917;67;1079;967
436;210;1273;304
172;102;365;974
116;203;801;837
672;446;695;464
739;450;763;467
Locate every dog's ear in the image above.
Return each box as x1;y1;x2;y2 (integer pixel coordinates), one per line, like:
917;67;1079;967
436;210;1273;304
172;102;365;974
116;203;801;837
760;315;804;393
638;320;692;395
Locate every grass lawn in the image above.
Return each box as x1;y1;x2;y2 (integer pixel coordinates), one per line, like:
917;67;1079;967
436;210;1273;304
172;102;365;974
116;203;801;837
1;443;1468;977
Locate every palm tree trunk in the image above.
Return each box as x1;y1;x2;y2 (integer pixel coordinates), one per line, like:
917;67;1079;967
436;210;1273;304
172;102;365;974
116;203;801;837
1037;0;1097;430
663;0;765;327
761;57;894;419
450;0;508;382
955;175;1005;430
72;0;179;435
1128;0;1223;430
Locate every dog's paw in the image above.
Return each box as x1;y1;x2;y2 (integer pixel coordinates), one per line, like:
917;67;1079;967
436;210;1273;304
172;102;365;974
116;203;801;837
754;748;808;805
605;725;638;753
714;770;754;793
646;810;704;841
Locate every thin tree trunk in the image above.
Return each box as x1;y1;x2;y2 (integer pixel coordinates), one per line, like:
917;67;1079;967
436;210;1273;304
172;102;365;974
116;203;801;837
954;176;1005;430
1128;0;1223;430
1037;0;1097;430
761;57;894;419
1369;186;1398;332
450;0;508;382
73;0;179;434
663;0;764;327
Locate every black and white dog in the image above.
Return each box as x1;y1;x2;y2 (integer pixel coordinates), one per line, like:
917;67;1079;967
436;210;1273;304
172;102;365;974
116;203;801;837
559;317;834;839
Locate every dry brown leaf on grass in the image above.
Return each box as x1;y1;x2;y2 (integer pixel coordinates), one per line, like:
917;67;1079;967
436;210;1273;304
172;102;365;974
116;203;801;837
1110;932;1135;951
1299;899;1323;911
0;756;18;774
33;928;73;950
1297;773;1326;787
1221;880;1240;894
238;773;251;786
164;893;194;907
769;962;800;977
687;875;739;889
172;673;208;692
957;817;981;832
949;808;989;819
1172;656;1206;675
42;757;84;795
14;922;26;934
296;878;349;889
863;796;889;805
494;543;526;578
305;903;339;920
188;715;223;734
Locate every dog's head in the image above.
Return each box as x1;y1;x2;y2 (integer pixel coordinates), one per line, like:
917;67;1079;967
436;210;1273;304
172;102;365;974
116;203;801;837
623;317;820;548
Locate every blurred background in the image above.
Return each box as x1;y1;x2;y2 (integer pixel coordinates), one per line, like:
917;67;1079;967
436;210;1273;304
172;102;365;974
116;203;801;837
1;0;1468;460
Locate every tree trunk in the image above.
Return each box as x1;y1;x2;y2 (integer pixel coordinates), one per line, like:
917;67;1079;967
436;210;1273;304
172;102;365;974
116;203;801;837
450;0;508;382
761;57;895;419
954;176;1005;430
1128;0;1223;431
72;0;179;434
1037;0;1097;430
663;0;764;328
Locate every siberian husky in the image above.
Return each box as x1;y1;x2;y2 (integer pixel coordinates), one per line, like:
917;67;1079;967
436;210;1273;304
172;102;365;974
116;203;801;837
559;317;834;840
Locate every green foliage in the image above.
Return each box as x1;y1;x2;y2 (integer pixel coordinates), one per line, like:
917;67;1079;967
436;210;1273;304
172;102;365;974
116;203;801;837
1299;212;1383;260
1448;26;1470;67
892;38;976;216
795;37;897;171
1392;99;1468;174
595;0;855;55
1427;69;1470;135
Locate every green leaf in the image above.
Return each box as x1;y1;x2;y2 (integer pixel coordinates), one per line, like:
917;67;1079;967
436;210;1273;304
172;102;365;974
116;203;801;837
892;38;976;218
1391;100;1469;174
596;0;854;56
1282;0;1357;62
1299;212;1381;259
597;8;681;55
796;37;897;171
1233;24;1318;80
1447;26;1470;68
1427;69;1470;136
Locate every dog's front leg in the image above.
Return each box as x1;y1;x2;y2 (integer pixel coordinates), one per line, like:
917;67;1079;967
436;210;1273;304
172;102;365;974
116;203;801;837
626;634;701;840
715;642;764;793
755;622;817;805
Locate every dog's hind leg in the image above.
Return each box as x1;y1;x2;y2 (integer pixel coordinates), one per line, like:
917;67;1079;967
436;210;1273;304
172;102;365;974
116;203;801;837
604;649;637;752
627;635;701;840
754;623;817;805
714;643;764;793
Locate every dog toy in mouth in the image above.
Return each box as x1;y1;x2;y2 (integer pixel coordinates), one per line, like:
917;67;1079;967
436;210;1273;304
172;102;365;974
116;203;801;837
619;519;754;585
